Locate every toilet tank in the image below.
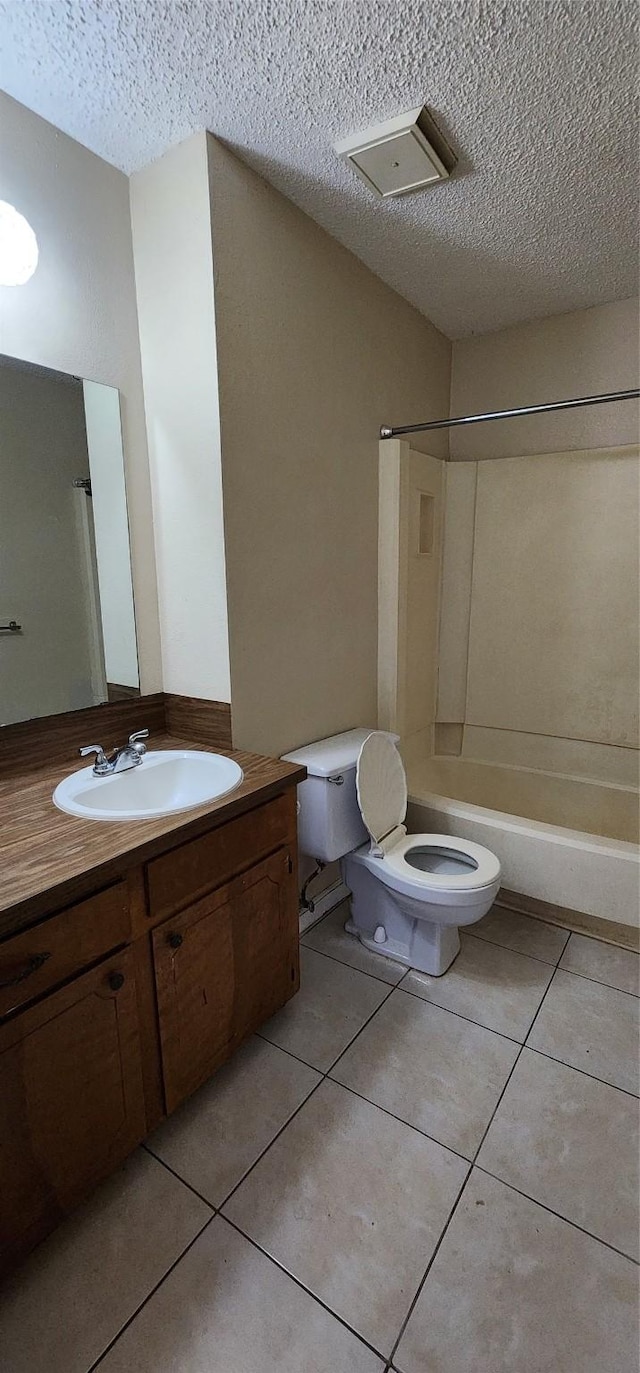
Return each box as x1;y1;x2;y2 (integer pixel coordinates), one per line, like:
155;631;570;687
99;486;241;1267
282;728;400;862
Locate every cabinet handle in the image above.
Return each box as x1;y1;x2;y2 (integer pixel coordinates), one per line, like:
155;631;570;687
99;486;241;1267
168;932;183;950
108;971;125;992
0;951;51;990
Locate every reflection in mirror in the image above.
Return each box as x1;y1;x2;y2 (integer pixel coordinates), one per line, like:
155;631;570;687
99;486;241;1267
0;355;139;726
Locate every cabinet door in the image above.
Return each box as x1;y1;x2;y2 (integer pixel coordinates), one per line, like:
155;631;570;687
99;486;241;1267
0;947;146;1276
153;848;299;1114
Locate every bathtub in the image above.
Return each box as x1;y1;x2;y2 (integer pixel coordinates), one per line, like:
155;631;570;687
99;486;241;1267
406;755;639;934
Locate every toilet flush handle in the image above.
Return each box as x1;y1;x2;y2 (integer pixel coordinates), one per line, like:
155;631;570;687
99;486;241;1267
327;774;345;786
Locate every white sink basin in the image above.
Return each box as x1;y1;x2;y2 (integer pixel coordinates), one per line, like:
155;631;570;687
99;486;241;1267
53;750;244;821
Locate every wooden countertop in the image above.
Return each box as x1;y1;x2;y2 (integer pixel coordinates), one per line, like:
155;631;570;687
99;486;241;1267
0;736;305;939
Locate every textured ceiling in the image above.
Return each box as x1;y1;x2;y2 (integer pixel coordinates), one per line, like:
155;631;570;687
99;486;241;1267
0;0;637;337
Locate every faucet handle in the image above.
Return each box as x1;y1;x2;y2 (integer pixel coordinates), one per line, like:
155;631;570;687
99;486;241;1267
128;729;149;756
79;744;108;766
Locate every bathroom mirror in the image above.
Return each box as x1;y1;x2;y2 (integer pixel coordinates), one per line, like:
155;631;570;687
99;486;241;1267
0;354;139;726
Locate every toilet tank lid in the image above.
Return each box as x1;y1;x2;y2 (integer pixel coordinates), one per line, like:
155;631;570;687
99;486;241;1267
282;728;400;778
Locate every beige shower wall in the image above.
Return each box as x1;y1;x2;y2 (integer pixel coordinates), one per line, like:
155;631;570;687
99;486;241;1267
378;440;444;763
436;446;640;785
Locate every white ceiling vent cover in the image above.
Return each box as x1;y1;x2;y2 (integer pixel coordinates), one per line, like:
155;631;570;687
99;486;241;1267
335;106;454;198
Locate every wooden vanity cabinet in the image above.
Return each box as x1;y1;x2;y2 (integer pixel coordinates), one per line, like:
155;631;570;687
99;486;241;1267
0;947;146;1274
0;786;300;1277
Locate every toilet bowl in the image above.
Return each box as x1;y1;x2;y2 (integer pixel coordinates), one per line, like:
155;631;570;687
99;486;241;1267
282;728;501;977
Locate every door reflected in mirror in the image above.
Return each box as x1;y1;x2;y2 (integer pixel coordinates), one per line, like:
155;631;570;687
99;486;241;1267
0;354;139;726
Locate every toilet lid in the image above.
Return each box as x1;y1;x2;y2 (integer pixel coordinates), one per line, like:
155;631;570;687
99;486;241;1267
356;732;407;843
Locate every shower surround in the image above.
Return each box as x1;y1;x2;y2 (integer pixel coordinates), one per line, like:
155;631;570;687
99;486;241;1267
378;439;639;935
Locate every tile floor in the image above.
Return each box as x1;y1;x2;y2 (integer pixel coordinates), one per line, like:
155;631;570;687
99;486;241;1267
1;902;638;1372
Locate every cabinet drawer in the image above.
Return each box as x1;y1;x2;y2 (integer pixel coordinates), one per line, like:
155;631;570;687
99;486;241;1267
0;882;131;1020
146;791;295;922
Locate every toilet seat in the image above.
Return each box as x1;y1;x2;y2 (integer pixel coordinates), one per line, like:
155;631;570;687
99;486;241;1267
355;733;501;904
375;832;501;896
353;830;502;908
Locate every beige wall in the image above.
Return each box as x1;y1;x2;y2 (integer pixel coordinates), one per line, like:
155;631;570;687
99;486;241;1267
130;134;231;702
207;137;451;757
436;446;640;785
450;298;640;460
0;92;161;693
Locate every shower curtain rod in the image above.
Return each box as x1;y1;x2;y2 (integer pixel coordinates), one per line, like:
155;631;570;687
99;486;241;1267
379;388;640;440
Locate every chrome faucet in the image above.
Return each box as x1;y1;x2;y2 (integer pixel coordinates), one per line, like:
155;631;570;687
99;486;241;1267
79;729;149;777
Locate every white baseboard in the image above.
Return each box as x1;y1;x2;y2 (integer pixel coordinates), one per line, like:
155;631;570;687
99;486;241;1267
299;880;351;935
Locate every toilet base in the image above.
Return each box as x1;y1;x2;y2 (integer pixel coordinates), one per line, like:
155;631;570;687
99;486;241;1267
343;856;462;976
344;916;460;977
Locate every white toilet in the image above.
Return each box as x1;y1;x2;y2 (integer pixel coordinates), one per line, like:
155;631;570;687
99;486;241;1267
283;728;501;976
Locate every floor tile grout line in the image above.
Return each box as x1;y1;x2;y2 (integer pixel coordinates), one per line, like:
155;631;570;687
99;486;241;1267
149;1017;471;1229
253;1027;327;1071
389;1054;640;1373
523;1043;640;1098
146;1030;636;1256
398;980;525;1044
552;962;640;999
387;1162;474;1366
524;960;640;1094
257;965;404;1078
325;1074;472;1166
149;1037;482;1213
220;1213;389;1362
470;1043;527;1164
217;1072;328;1211
96;1079;395;1369
220;982;406;1210
394;980;525;1044
141;1142;220;1210
87;1212;216;1372
474;1163;640;1266
469;963;562;1166
514;958;561;1043
388;1152;640;1370
463;925;570;968
262;955;637;1093
318;976;404;1076
255;965;399;1077
522;963;567;1049
300;940;407;987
